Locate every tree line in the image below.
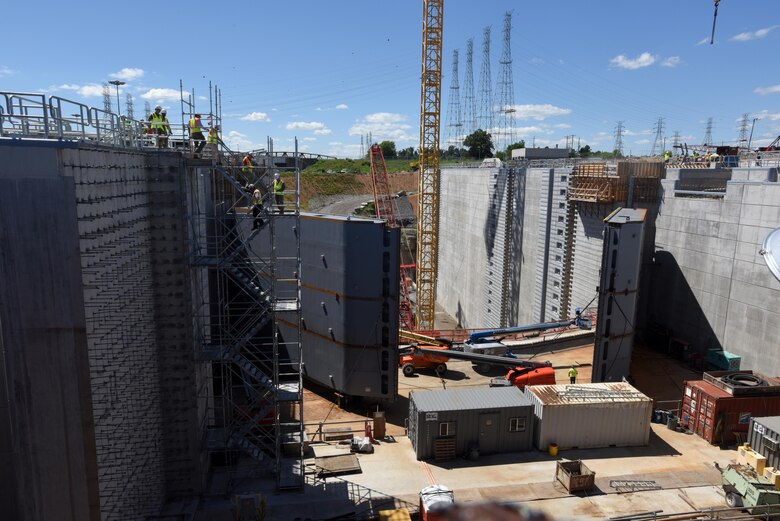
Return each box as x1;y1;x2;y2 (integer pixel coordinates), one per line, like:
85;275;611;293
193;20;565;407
374;130;621;162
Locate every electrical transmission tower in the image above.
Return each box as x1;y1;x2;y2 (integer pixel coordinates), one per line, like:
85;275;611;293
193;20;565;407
444;49;462;149
477;26;493;134
102;83;112;114
613;121;625;157
650;116;665;156
126;94;135;121
703;117;713;145
736;113;750;149
495;11;516;152
672;131;681;153
462;38;476;138
144;101;151;118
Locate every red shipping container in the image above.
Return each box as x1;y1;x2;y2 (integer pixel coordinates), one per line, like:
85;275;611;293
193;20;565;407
680;380;780;445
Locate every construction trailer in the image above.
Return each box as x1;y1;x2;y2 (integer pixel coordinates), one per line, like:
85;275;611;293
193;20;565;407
524;382;653;451
748;417;780;471
681;372;780;445
408;387;534;460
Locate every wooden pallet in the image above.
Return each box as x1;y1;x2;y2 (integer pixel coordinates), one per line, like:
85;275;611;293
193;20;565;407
433;438;456;461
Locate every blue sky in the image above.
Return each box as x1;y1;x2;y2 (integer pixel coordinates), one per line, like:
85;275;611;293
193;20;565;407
2;0;779;157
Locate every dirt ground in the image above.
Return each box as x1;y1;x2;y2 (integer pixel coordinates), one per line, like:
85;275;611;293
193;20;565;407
302;341;700;442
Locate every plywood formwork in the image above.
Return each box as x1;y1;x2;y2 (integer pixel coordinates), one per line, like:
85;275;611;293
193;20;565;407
568;161;663;204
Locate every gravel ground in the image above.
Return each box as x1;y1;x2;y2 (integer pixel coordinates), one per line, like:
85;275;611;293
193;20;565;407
308;193;372;215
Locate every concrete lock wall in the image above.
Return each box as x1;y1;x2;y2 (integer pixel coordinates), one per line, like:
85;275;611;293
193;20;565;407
0;141;204;520
650;174;780;374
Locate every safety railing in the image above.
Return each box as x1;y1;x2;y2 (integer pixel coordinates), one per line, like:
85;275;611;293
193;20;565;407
0;90;182;151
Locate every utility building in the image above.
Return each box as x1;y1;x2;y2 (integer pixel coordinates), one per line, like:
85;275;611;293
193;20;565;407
408;387;534;460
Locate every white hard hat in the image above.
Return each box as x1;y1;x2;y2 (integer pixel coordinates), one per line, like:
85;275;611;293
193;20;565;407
155;105;162;110
274;173;280;180
161;109;167;114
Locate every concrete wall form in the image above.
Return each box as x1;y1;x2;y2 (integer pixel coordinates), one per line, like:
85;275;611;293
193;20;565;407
0;141;205;520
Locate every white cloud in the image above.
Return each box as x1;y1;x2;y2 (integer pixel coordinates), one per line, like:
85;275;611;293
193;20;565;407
224;130;260;151
754;110;780;121
314;128;332;135
609;52;657;70
0;66;16;77
316;103;349;112
77;84;106;97
286;121;329;131
755;84;780;95
303;137;317;141
241;111;270;122
327;142;362;158
140;88;181;101
365;112;406;124
197;95;207;101
109;68;144;81
349;113;414;143
660;56;681;67
696;37;711;45
731;25;780;42
52;84;81;91
509;104;571;120
634;139;651;145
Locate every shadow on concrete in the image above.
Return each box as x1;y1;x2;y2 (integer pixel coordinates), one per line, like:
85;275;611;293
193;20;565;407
506;169;526;325
644;249;722;355
440;370;470;382
426;430;680;470
484;169;508;257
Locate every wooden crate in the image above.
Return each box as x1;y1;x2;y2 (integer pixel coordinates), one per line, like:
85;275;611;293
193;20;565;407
556;460;596;492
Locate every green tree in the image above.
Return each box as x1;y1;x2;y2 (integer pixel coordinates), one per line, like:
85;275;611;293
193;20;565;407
579;144;592;157
505;140;526;158
463;129;494;159
379;140;397;158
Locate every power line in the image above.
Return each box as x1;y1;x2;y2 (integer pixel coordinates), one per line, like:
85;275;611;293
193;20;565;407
495;11;516;152
462;38;476;138
444;49;462;149
736;113;750;149
102;83;112;115
477;25;493;134
650;116;665;156
703;116;713;146
613;121;625;157
126;93;135;121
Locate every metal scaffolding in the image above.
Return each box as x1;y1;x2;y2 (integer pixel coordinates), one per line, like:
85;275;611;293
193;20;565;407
186;131;304;492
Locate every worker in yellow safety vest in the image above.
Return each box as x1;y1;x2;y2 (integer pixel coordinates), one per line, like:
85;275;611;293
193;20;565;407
272;173;285;214
189;113;206;157
148;105;166;147
568;366;578;384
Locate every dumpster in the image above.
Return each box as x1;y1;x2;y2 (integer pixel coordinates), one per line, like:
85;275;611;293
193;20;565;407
555;460;596;492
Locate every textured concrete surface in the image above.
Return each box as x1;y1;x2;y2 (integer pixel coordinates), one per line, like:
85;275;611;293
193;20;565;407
650;179;780;373
0;141;204;520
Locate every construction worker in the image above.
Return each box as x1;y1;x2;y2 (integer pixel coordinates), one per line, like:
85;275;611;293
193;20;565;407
251;185;264;230
663;150;672;163
242;152;254;177
272;173;285;214
159;109;171;148
207;125;221;160
189;113;206;157
148;105;165;147
568;366;578;384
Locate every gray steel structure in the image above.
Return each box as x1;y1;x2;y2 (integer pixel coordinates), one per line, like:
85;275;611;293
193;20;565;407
271;213;400;400
748;416;780;470
592;208;646;382
408;387;534;460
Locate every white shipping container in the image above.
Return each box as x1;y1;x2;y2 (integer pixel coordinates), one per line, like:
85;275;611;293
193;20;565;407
524;382;653;450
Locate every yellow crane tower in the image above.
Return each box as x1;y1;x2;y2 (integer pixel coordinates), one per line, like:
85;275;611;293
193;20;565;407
415;0;444;331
